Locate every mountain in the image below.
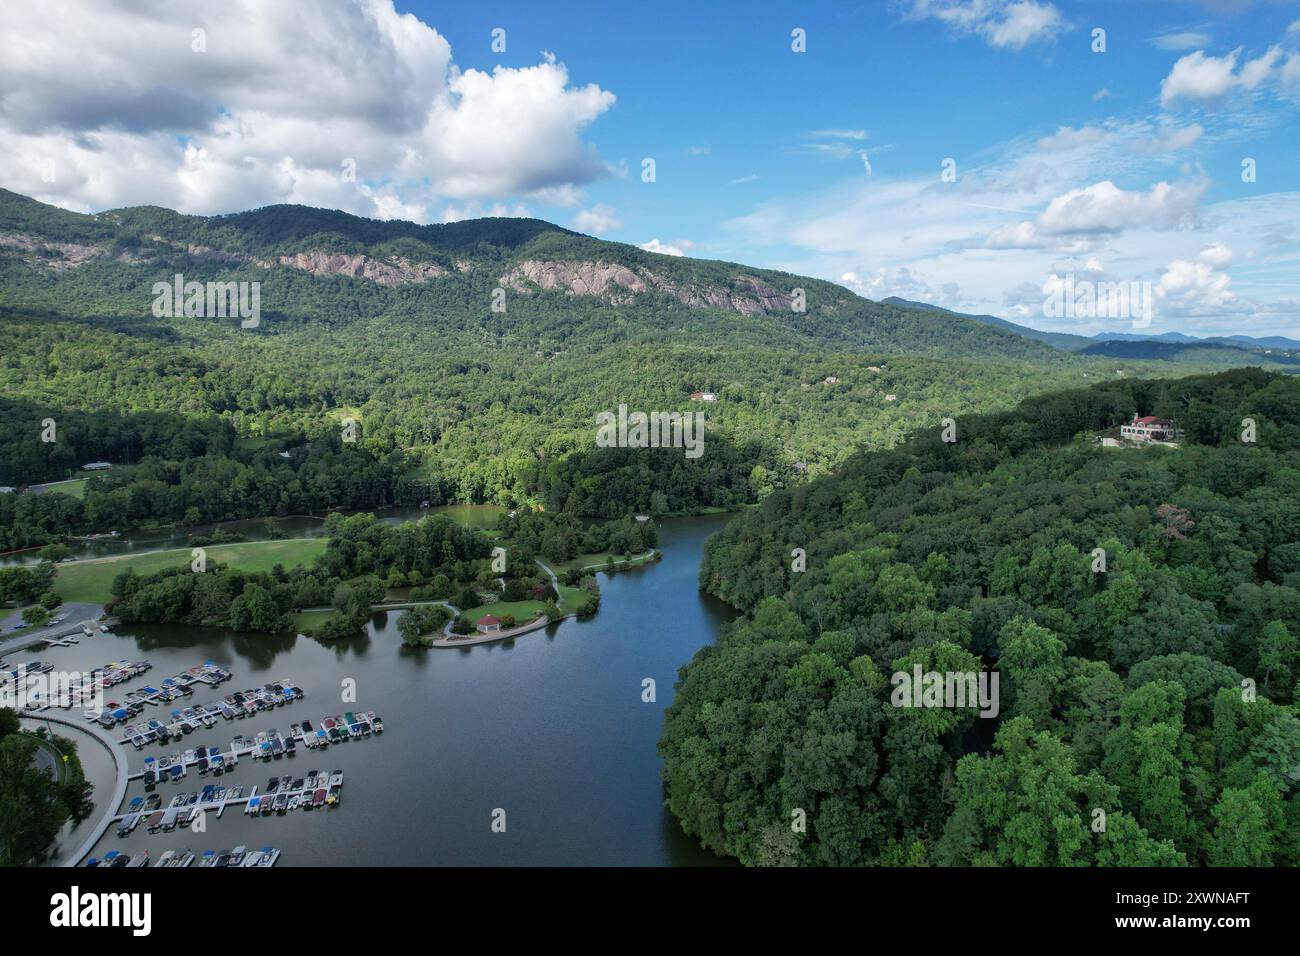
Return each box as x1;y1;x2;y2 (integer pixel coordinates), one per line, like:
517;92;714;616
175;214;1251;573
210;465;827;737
879;296;1093;350
0;188;1063;362
0;188;1286;538
1079;339;1300;366
1093;330;1300;350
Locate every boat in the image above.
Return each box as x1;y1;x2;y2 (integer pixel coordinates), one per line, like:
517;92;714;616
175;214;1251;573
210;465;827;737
143;793;162;812
259;796;274;816
245;796;261;815
311;788;326;808
240;849;263;866
126;796;144;814
174;849;195;868
273;792;288;814
116;814;140;837
145;810;166;833
160;807;179;831
367;711;383;733
154;850;176;867
255;847;280;867
128;851;150;867
228;845;247;866
197;850;217;867
329;771;344;788
287;794;301;811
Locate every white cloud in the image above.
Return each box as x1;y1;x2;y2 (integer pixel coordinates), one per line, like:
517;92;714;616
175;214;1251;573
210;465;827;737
986;180;1205;248
572;203;622;235
0;0;616;219
728;173;760;185
719;113;1300;337
1160;46;1283;106
1156;256;1238;315
906;0;1071;51
639;238;691;257
1149;29;1212;52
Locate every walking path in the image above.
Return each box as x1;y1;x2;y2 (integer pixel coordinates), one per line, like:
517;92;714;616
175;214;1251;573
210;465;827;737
19;711;129;868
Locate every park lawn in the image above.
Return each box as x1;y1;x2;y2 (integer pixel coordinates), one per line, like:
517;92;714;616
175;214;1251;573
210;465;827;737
33;477;90;499
291;609;337;631
549;549;657;574
456;599;545;627
53;537;329;604
557;585;589;612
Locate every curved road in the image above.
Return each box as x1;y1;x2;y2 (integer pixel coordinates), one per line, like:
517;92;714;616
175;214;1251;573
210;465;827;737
20;711;129;868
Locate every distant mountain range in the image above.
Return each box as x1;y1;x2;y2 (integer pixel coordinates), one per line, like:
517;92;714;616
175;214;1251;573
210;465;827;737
880;296;1300;357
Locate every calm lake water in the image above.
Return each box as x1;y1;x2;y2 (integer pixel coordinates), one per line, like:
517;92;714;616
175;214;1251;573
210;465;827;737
38;514;736;866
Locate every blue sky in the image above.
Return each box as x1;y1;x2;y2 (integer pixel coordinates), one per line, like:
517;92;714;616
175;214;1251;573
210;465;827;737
3;0;1299;337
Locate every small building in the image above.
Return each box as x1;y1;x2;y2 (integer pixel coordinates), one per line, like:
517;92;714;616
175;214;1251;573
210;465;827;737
0;486;15;494
1120;414;1176;443
884;394;897;402
867;366;882;372
476;614;501;634
689;391;717;402
81;461;112;471
634;515;650;522
793;461;807;473
823;376;839;385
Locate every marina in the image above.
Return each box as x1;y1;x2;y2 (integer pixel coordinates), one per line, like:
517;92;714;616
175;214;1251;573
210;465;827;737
87;845;281;867
31;515;734;866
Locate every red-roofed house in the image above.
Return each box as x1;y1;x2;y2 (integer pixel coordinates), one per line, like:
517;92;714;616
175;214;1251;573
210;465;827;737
1121;414;1176;443
476;614;501;634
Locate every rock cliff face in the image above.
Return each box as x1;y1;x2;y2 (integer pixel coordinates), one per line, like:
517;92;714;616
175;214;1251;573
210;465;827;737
269;251;449;286
498;259;796;315
0;232;102;271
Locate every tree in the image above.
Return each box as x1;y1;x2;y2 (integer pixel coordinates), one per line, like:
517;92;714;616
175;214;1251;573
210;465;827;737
21;604;48;627
228;582;284;633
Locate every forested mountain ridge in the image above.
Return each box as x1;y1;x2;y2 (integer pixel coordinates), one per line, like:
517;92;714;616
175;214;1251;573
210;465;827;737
0;189;1287;549
662;367;1300;866
0;188;1062;360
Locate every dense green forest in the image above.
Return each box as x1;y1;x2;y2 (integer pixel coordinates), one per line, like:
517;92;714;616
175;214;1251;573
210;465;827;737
1;189;1289;551
661;368;1300;866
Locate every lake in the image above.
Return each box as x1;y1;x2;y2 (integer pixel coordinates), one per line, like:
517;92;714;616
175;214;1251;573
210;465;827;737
38;513;736;866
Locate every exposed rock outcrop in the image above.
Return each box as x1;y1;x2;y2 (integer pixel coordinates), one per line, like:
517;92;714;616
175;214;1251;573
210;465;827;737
498;259;795;315
269;251;449;286
0;232;102;271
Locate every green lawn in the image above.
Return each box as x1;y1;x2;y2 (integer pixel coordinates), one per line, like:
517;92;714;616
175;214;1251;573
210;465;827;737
456;599;545;626
549;549;658;574
558;586;589;611
53;537;329;604
32;477;90;499
291;609;337;631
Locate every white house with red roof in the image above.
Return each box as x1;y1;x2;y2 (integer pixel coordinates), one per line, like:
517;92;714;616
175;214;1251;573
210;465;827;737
1120;414;1177;443
476;614;501;634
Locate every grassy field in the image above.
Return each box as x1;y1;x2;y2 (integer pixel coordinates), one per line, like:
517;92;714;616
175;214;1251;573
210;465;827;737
549;549;658;574
558;586;589;611
53;537;329;604
456;599;546;626
291;609;336;631
31;477;90;499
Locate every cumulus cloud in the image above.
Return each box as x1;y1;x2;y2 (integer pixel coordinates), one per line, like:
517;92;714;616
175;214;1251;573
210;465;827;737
0;0;616;219
1160;46;1284;106
985;180;1205;249
906;0;1071;51
572;203;622;235
639;238;691;256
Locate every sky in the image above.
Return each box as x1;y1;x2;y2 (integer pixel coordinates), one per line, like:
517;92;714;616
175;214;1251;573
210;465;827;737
2;0;1299;338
